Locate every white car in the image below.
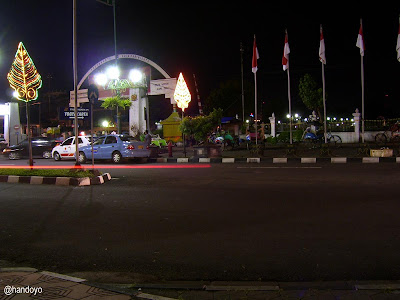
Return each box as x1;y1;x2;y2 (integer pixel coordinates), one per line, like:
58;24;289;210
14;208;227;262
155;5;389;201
52;136;91;161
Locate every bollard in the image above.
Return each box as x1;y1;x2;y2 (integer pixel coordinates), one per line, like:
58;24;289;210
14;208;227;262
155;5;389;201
168;141;173;157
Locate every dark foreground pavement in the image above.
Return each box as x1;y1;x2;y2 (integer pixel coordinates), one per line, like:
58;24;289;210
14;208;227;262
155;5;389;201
2;268;400;299
1;163;400;299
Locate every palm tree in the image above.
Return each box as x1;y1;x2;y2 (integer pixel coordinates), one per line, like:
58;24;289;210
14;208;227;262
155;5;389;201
101;96;131;133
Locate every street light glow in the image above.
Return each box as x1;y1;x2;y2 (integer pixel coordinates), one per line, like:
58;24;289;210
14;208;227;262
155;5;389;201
106;66;120;80
129;69;142;83
94;73;108;86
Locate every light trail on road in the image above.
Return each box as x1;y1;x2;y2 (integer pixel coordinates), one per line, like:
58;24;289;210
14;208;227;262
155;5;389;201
0;164;212;169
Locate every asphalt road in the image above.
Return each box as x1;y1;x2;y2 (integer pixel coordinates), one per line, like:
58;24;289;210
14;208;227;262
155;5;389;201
1;157;400;282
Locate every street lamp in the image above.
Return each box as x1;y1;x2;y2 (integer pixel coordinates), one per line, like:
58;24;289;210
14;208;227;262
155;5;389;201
107;66;120;80
95;67;148;135
129;69;143;83
94;73;108;86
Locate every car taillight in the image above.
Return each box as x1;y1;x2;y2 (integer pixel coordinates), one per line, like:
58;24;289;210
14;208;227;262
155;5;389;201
127;144;134;150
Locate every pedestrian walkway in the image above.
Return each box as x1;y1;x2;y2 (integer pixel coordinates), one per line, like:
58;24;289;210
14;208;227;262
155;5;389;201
157;143;400;160
2;268;400;299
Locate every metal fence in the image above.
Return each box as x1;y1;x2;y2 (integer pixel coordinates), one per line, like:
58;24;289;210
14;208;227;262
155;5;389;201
272;118;400;134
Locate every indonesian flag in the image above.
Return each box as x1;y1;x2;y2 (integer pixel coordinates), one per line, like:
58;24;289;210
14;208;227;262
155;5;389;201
356;19;365;56
319;25;326;64
282;30;290;71
397;19;400;62
252;35;259;73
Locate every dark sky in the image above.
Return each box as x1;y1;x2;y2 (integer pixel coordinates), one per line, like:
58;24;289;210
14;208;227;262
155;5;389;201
1;1;400;119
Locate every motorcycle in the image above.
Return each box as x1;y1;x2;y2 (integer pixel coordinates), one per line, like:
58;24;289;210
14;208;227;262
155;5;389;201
302;127;342;147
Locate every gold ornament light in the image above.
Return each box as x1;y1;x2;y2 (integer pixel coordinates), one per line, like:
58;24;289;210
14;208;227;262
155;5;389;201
173;72;191;111
7;42;42;102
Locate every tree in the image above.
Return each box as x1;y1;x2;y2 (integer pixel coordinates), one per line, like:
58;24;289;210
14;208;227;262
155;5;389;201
179;108;223;143
298;74;324;120
101;96;131;131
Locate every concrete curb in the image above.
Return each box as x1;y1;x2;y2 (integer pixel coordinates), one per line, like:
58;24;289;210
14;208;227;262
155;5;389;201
0;173;111;186
149;157;400;164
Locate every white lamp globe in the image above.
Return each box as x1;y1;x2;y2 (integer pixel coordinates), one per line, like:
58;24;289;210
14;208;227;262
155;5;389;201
106;66;120;80
94;73;108;86
129;69;143;83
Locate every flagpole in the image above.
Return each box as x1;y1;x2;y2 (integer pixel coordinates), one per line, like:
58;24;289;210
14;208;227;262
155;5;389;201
361;54;365;143
284;29;292;145
320;24;327;143
322;61;327;143
287;68;292;145
254;71;258;145
360;18;365;144
240;42;245;123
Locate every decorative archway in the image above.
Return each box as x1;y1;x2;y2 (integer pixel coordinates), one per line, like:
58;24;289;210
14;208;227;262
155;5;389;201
77;53;171;89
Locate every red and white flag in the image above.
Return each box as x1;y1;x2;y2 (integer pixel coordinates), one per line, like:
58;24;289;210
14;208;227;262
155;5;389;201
397;17;400;62
319;25;326;64
356;19;365;56
252;35;259;73
282;30;290;71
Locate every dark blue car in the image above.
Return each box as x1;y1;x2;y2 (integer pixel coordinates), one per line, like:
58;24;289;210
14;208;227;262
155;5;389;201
78;134;150;163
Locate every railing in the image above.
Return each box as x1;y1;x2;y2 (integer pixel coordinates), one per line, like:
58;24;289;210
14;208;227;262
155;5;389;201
270;118;400;134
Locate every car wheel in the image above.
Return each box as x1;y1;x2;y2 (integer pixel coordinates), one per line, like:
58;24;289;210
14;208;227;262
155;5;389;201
54;152;61;161
111;151;122;163
8;152;20;160
78;151;87;164
42;151;52;159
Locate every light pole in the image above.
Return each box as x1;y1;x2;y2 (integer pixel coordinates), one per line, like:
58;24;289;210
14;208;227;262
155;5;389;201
73;0;80;166
240;42;245;123
97;0;119;131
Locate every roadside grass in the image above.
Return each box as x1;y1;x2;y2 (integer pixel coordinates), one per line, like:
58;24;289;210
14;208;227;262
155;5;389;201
0;168;96;178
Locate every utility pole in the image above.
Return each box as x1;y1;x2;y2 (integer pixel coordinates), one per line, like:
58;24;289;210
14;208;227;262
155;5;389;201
73;0;80;166
240;42;245;122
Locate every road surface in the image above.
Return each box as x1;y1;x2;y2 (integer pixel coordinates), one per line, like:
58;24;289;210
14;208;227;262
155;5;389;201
0;157;399;282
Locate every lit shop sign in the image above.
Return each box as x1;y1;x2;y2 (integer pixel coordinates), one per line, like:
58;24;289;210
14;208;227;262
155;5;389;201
60;108;90;120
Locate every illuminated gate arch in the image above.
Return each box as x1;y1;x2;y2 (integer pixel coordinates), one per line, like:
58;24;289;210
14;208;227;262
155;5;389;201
77;53;171;89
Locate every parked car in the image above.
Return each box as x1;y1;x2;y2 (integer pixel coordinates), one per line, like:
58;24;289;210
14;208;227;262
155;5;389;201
77;134;150;163
52;136;92;161
2;137;59;160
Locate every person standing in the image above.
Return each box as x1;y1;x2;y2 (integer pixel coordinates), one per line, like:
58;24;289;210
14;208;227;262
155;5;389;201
144;130;151;146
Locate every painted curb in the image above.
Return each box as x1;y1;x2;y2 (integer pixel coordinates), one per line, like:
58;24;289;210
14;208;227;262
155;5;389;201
40;271;87;283
151;157;400;164
0;173;111;186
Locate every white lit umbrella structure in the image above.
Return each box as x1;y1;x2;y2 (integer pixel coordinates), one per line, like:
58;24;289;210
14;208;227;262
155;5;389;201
174;73;191;156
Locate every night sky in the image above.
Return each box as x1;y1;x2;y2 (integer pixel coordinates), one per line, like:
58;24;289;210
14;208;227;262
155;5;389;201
0;1;399;121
